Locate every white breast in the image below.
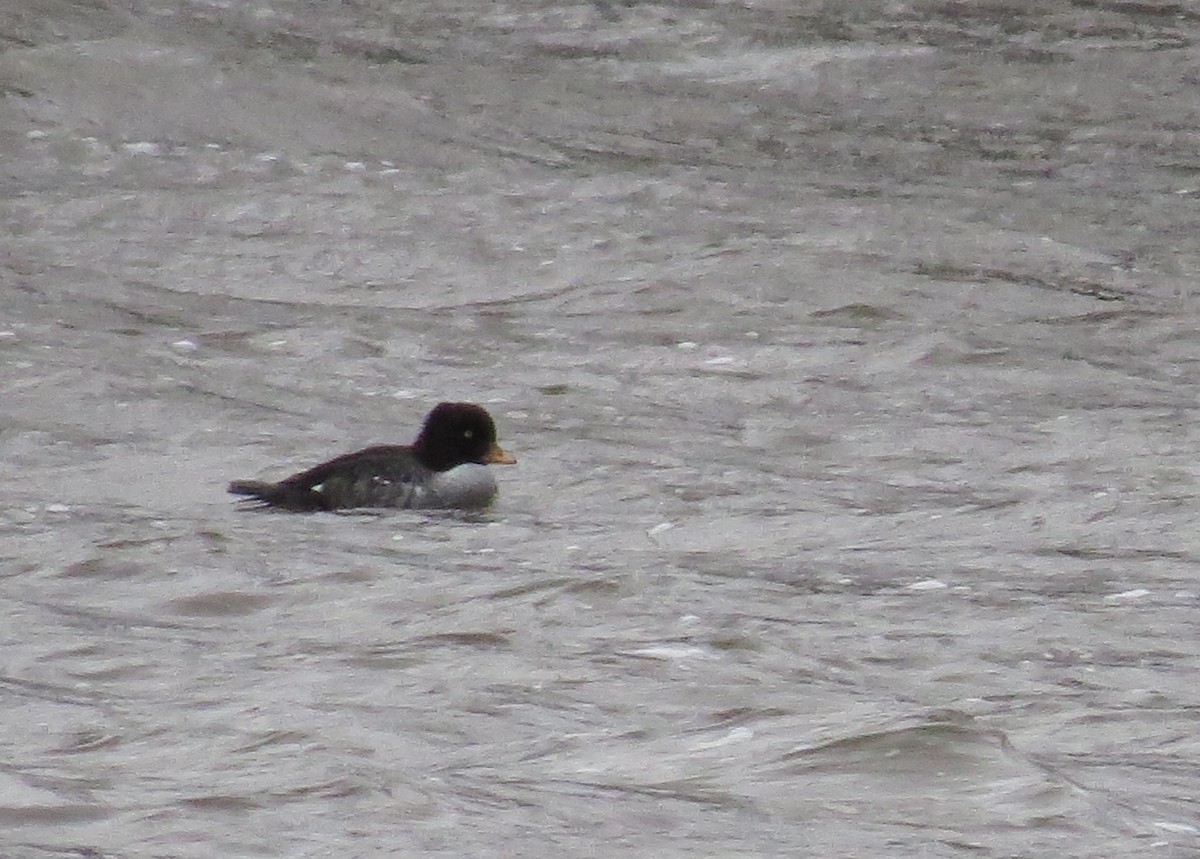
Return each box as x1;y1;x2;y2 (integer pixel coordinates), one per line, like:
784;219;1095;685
424;464;499;509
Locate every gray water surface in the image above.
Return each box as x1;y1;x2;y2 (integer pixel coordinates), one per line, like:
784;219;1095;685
3;1;1200;857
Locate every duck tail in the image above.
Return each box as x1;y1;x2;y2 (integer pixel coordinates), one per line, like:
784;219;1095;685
228;479;329;512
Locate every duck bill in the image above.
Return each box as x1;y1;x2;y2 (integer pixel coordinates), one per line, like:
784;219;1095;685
483;442;517;465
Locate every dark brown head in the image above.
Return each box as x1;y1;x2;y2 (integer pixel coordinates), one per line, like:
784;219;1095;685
411;402;517;472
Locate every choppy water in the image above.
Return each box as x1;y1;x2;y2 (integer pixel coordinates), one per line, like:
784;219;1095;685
4;1;1200;856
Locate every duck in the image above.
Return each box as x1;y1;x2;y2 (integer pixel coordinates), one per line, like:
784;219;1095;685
228;402;516;512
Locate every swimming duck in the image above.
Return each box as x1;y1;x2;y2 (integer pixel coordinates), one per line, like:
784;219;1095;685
228;402;516;511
